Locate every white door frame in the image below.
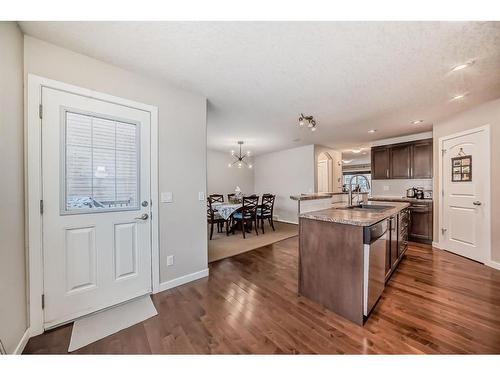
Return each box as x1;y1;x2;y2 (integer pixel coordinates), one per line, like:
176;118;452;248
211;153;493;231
437;124;491;265
26;74;160;336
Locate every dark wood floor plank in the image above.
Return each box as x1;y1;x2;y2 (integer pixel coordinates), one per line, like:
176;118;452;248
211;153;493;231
23;238;500;354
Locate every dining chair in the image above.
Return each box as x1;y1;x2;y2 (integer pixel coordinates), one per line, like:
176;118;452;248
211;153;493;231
209;194;224;203
208;194;225;231
231;195;259;238
207;197;229;240
227;193;236;202
257;194;276;234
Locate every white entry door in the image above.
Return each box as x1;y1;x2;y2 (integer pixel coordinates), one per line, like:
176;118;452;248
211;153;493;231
441;126;490;263
42;87;152;328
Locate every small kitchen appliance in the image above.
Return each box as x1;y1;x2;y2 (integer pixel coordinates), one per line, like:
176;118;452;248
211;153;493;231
415;187;424;199
406;187;416;198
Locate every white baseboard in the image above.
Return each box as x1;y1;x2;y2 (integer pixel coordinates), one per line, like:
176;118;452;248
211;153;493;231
13;328;30;355
432;241;443;249
486;260;500;271
276;219;298;225
158;268;209;292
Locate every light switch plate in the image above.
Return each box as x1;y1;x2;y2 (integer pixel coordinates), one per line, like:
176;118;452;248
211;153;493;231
161;192;173;203
167;255;174;266
198;192;205;201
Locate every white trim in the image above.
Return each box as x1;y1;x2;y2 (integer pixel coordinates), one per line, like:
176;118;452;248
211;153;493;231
437;124;491;264
26;74;160;335
371;131;433;147
150;106;160;294
276;218;299;225
432;241;443;250
13;328;30;355
485;260;500;271
158;268;209;292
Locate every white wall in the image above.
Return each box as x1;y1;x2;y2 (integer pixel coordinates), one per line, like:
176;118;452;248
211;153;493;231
207;149;254;196
24;36;208;286
433;98;500;263
371;131;433;147
0;22;27;354
254;145;315;223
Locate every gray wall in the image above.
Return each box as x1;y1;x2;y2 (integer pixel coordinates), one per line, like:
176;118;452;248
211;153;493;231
207;149;254;196
254;145;315;223
433;97;500;263
24;36;208;285
0;22;27;353
314;145;342;193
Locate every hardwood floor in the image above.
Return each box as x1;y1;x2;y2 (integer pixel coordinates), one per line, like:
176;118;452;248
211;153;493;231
24;237;500;354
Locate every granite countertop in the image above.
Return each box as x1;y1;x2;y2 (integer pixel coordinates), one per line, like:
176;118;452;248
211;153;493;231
299;201;410;226
369;196;433;203
290;192;367;201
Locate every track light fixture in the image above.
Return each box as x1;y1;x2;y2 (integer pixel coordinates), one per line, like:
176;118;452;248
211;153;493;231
298;113;317;132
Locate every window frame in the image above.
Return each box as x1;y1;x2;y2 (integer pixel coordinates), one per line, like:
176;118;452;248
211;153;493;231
59;107;141;215
342;171;372;192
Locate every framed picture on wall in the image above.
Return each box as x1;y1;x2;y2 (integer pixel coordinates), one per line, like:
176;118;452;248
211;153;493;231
451;155;472;182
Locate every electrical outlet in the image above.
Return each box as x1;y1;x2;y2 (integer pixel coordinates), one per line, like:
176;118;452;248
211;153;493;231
383;185;389;191
198;192;205;201
167;255;174;266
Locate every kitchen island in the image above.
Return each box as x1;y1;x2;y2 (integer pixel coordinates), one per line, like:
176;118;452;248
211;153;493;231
298;201;410;325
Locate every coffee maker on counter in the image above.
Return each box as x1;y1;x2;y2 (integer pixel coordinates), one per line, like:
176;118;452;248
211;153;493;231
406;187;425;199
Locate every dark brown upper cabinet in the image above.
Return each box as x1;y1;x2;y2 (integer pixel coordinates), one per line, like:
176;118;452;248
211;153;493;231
411;140;433;179
371;147;390;179
389;144;412;179
371;138;433;180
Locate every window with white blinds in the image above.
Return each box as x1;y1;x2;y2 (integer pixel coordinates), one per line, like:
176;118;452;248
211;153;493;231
64;111;140;212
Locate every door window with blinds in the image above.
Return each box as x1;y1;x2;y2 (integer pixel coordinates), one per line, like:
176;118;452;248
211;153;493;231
62;110;140;213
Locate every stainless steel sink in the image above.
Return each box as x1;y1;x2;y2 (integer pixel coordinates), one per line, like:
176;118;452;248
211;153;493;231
337;204;394;212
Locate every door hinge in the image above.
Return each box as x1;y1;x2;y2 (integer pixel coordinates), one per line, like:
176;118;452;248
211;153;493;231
40;199;44;215
39;104;43;120
441;228;447;234
41;294;45;309
441;148;447;155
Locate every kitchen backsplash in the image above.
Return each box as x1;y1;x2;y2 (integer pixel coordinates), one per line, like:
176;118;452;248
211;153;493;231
371;179;432;197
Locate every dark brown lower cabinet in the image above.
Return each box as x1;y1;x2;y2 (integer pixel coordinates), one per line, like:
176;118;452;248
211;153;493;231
386;209;410;281
408;202;433;244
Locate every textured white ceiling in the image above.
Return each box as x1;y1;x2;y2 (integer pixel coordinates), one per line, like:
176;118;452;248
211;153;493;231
19;21;500;155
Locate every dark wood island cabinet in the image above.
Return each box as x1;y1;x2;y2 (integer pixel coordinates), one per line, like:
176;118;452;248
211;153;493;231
298;201;410;326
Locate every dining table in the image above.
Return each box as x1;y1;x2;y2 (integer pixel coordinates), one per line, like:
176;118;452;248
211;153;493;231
211;201;242;220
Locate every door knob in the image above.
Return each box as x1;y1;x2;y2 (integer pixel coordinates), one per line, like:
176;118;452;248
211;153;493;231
135;213;149;220
473;201;482;206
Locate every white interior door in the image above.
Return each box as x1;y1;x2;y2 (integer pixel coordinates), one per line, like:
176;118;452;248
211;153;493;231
42;87;152;328
318;160;329;193
441;127;490;263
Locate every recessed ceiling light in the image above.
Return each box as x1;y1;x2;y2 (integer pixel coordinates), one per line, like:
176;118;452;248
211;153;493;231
451;93;467;101
368;129;377;133
351;149;362;153
451;60;475;72
411;120;424;125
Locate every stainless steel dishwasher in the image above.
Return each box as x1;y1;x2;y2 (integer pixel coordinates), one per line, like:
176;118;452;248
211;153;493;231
363;219;388;316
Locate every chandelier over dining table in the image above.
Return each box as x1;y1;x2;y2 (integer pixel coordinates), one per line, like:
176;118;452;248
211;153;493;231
228;141;253;169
